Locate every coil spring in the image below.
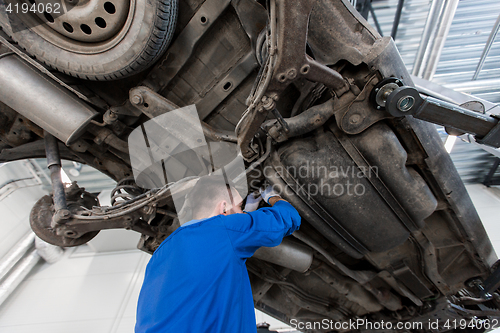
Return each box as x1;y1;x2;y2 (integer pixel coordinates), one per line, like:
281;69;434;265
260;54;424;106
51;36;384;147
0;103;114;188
110;177;145;206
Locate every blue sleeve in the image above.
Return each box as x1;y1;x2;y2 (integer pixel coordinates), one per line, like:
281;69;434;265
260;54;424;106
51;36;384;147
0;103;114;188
222;200;301;259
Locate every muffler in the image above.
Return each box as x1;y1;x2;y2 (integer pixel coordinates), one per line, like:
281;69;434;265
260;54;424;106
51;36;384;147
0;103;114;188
0;54;96;145
253;237;313;273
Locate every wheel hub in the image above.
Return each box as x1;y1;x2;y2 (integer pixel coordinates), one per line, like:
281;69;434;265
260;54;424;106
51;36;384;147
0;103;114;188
35;0;130;43
30;184;100;247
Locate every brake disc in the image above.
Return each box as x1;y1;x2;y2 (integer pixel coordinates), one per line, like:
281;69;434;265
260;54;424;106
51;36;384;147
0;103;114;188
30;185;100;247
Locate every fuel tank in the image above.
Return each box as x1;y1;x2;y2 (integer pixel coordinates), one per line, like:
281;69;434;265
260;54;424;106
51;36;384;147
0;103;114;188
266;122;437;258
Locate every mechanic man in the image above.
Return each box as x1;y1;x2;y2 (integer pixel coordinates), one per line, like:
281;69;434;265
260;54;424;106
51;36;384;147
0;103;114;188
135;175;301;333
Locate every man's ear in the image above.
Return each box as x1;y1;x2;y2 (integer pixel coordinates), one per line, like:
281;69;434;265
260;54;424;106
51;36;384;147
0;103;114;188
217;200;228;215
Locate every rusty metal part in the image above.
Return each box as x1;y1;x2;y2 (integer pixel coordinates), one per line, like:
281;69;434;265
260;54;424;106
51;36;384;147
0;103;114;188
129;86;237;142
231;0;268;50
140;0;262;120
56;212;156;240
312;263;384;314
233;137;272;185
29;178;167;247
142;0;233;92
377;270;423;306
267;0;348;96
293;231;373;284
293;231;402;311
30;184;100;247
237;106;270;159
265;98;335;142
237;0;349;159
44;133;71;228
336;75;392;135
87;125;129;153
411;232;451;294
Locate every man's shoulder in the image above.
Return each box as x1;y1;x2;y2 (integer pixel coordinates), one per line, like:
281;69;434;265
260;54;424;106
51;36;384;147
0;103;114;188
153;216;225;254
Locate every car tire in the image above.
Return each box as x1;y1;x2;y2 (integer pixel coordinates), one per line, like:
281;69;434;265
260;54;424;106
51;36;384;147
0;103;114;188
0;0;177;81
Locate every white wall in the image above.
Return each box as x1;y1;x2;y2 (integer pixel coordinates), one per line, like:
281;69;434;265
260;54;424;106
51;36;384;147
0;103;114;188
465;184;500;252
0;161;47;259
0;247;149;333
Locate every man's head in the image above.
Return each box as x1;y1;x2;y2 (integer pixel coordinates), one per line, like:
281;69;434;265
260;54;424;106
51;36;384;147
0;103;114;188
184;175;243;221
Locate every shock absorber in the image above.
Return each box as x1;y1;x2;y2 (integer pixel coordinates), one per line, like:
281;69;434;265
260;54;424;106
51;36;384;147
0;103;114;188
44;132;70;226
110;177;145;206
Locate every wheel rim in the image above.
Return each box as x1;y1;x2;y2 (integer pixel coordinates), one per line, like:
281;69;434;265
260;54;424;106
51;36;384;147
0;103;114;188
36;0;130;43
17;0;136;54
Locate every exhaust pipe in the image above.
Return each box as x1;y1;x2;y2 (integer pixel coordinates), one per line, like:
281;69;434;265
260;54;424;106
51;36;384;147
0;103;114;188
0;54;96;145
253;237;313;273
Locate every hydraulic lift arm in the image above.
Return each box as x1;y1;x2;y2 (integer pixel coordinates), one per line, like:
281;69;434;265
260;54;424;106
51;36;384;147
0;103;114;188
383;85;500;149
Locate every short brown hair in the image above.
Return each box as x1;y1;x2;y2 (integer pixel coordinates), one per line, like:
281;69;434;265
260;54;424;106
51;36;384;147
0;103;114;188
185;175;238;218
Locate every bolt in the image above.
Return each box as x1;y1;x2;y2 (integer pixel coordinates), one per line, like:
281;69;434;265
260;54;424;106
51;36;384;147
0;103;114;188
103;110;118;125
350;114;361;124
131;94;143;105
286;68;297;80
61;210;71;218
375;88;380;92
376;106;381;110
94;136;103;145
262;96;275;110
52;209;72;226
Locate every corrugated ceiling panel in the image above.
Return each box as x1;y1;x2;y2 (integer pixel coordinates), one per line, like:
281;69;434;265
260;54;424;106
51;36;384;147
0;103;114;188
369;0;500;184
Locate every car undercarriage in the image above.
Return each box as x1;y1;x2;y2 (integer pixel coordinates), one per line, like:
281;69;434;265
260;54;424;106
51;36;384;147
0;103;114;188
1;0;500;331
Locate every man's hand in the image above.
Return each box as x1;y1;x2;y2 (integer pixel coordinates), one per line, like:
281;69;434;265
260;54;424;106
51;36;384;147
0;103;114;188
243;192;262;212
259;185;282;206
